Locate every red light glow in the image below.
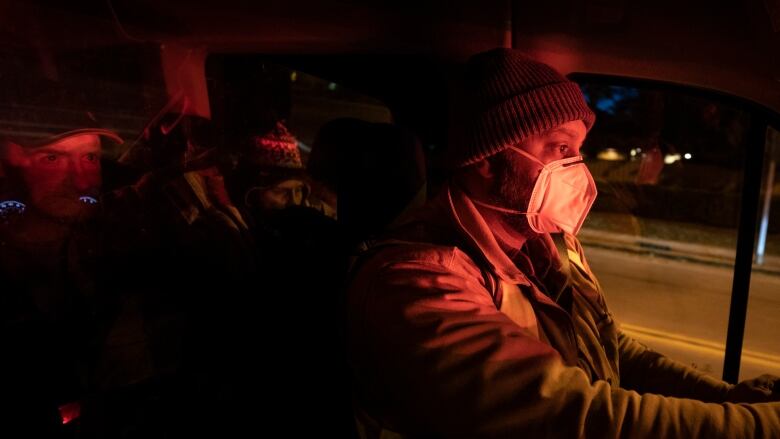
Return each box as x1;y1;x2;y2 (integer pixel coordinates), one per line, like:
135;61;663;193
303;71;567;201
59;401;81;425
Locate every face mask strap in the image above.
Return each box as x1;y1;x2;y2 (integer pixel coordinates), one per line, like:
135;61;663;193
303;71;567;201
471;197;538;216
506;144;544;166
506;144;585;170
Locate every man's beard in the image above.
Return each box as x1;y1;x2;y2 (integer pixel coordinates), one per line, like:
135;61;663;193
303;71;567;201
490;152;537;236
34;190;98;223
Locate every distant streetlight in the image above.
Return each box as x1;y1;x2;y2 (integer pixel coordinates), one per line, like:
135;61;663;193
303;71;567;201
664;153;682;164
597;148;626;161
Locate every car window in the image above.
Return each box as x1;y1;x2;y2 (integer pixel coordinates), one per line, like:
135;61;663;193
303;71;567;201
743;125;780;380
572;79;776;380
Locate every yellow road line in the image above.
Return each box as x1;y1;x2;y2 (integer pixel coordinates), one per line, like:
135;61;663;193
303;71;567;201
621;323;780;370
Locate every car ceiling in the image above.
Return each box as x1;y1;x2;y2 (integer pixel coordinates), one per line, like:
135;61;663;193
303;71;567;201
2;0;779;113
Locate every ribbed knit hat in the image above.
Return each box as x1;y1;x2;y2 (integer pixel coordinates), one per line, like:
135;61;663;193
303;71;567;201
248;120;303;169
453;48;595;167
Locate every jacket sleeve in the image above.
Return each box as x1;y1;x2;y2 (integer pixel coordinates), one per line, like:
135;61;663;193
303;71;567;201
565;236;735;403
617;330;733;402
348;246;780;438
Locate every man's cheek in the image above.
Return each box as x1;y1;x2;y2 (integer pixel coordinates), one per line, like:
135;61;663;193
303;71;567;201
80;168;102;192
259;189;292;210
23;165;67;195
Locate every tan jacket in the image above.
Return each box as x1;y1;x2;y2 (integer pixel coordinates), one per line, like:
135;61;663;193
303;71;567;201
347;182;780;438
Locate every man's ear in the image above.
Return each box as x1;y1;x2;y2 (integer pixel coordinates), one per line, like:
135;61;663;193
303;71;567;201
2;142;31;168
473;159;493;179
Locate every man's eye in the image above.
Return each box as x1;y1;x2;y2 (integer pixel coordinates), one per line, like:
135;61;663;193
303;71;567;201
45;154;58;162
558;144;570;155
84;153;97;162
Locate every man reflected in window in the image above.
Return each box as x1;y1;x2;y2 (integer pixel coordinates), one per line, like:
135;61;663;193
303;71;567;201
0;113;122;434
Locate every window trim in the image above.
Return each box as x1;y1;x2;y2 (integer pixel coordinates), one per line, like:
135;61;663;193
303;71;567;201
721;117;766;383
569;73;775;383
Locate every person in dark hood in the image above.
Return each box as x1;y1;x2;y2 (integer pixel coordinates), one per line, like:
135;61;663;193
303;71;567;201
308;118;427;242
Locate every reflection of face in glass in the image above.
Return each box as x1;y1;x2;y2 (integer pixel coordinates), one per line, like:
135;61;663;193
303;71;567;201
246;179;308;211
4;134;102;221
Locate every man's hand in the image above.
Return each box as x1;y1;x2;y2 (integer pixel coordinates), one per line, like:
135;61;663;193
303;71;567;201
726;374;780;403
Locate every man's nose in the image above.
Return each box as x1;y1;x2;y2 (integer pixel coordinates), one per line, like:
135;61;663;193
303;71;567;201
70;161;100;192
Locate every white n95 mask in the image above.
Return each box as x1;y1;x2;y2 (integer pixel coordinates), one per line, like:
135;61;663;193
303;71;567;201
473;145;597;235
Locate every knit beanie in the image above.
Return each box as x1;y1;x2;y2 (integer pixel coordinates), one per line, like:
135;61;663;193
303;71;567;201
247;120;303;169
453;48;595;167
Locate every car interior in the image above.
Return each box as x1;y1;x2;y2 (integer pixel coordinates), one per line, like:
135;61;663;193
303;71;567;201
2;0;780;436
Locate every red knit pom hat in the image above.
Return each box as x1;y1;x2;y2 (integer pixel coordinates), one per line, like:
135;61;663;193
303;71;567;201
453;48;595;167
248;120;303;170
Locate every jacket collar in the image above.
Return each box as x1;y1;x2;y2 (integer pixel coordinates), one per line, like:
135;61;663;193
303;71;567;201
443;181;531;286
